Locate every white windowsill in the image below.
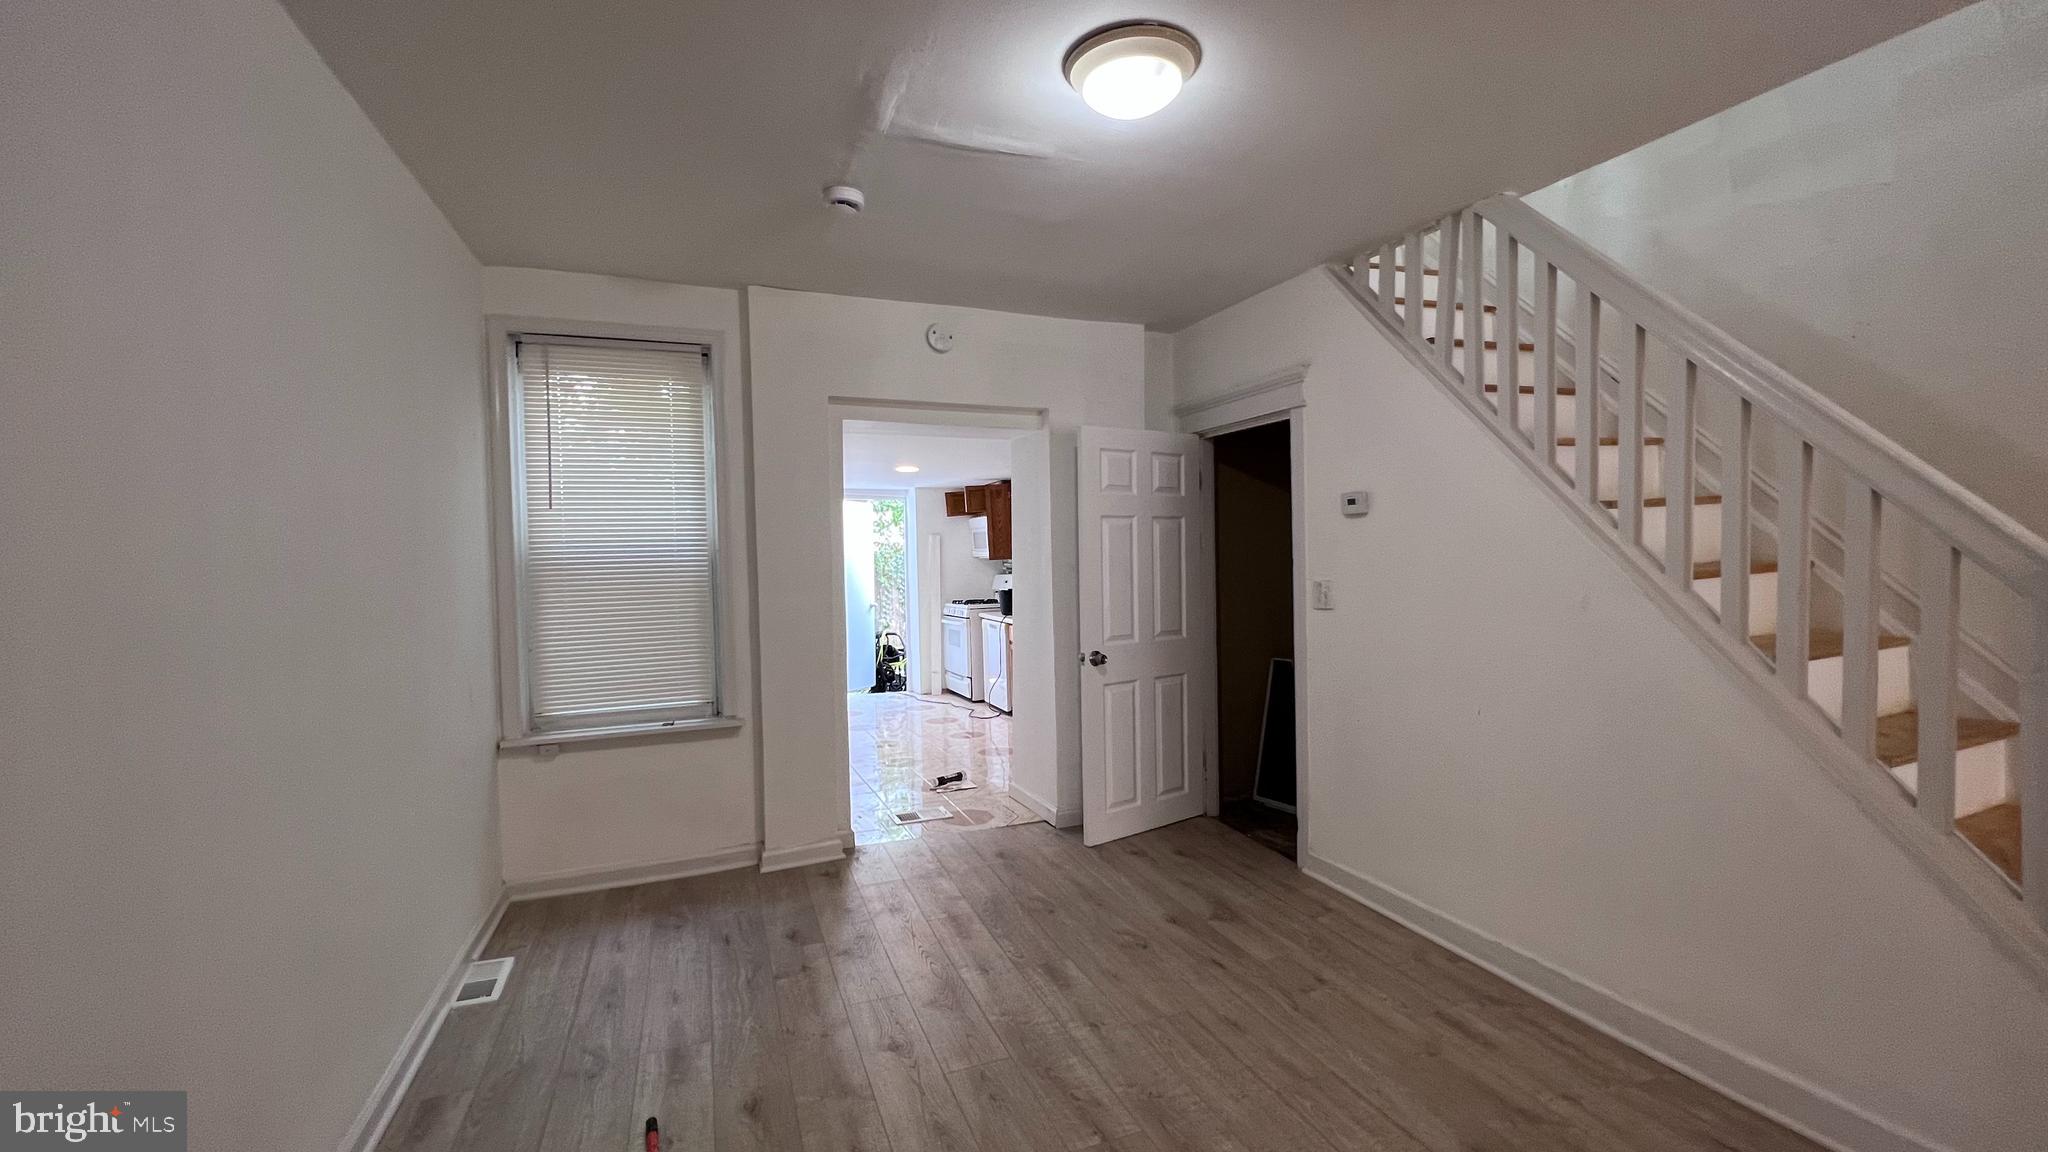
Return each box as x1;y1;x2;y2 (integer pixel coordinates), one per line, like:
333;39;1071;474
498;715;744;751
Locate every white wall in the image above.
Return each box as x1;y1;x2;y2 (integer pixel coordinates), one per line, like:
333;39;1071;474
481;267;761;885
0;1;496;1148
911;487;950;694
1008;430;1082;823
749;287;1144;861
1144;331;1178;431
1527;0;2048;542
1172;269;2048;1152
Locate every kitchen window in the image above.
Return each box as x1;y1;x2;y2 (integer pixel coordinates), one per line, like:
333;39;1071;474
491;328;730;745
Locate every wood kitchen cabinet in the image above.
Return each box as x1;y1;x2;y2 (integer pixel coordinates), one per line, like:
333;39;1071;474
945;480;1013;560
987;481;1011;559
970;480;1012;561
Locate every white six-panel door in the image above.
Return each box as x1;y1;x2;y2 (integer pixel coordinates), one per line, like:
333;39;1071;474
1078;427;1211;845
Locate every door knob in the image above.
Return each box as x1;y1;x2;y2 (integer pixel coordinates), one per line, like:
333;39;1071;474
1083;650;1109;667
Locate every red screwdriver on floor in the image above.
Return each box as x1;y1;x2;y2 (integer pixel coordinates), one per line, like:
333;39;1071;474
644;1117;659;1151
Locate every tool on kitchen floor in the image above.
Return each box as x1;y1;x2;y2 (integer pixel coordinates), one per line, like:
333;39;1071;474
929;771;977;792
644;1117;659;1152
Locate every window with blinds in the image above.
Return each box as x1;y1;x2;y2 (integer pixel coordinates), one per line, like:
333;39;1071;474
508;335;720;732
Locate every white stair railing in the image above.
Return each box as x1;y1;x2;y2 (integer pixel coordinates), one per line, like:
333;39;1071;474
1329;194;2048;971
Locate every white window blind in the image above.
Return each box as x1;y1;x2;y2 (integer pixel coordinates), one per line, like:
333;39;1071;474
511;336;719;730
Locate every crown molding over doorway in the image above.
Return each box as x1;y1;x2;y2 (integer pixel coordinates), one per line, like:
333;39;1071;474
1174;362;1309;434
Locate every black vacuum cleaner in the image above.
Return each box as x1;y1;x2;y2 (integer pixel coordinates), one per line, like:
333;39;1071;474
868;630;906;693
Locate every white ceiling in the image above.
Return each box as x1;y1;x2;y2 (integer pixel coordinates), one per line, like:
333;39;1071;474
843;423;1013;491
279;0;1960;329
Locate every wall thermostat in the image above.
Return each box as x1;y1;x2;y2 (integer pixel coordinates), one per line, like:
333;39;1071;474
925;323;954;354
1341;491;1370;517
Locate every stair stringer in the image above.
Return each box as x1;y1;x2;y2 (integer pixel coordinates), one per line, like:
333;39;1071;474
1322;262;2048;990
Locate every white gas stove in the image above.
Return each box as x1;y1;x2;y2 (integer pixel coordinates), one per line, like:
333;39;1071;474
941;599;1000;699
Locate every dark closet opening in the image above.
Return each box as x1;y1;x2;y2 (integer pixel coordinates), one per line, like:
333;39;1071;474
1211;420;1296;860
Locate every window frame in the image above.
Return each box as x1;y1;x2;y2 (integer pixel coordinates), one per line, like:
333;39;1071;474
486;316;736;748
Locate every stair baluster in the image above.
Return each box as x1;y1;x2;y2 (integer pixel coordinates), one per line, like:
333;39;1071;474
1916;538;1961;829
1617;323;1647;552
1841;480;1883;763
1721;399;1754;643
1663;361;1698;591
1574;285;1600;507
1463;212;1486;400
1378;242;1397;325
1436;214;1461;378
1496;230;1521;439
1404;231;1425;344
1776;437;1814;696
2024;603;2047;925
1534;260;1560;463
1337;192;2048;967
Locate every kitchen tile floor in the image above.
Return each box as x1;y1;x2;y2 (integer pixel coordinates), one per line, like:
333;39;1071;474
849;691;1041;845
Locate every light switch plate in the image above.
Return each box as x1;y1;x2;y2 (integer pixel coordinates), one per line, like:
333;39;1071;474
1312;580;1334;610
1341;491;1370;517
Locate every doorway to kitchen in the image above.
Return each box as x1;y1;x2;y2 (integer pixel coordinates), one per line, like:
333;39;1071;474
840;419;1044;845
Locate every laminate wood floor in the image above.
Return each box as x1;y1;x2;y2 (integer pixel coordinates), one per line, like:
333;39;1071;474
379;818;1821;1152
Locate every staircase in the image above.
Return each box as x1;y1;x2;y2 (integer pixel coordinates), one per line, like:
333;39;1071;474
1330;196;2048;968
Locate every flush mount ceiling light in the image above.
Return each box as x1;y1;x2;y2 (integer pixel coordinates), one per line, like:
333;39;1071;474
894;465;921;473
1063;21;1201;120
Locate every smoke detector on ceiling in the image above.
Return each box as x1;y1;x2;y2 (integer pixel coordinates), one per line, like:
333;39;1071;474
824;185;865;214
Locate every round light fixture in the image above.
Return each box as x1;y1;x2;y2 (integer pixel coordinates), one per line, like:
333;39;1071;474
1064;21;1201;120
894;465;921;474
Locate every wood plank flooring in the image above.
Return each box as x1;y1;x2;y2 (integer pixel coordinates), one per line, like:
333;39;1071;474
380;819;1822;1152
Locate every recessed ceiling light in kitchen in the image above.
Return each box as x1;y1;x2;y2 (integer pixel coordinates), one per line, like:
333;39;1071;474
1064;22;1202;120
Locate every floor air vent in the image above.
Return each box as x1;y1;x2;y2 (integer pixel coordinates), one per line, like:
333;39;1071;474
451;957;514;1007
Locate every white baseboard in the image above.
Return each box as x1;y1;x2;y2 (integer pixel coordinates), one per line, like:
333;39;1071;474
1007;784;1083;830
760;836;848;873
339;890;509;1152
1301;852;1947;1152
503;843;760;902
1008;786;1055;824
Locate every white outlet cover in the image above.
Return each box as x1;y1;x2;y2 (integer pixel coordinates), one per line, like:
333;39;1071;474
925;323;954;353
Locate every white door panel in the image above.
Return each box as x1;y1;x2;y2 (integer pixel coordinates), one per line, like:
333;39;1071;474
1079;427;1211;845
